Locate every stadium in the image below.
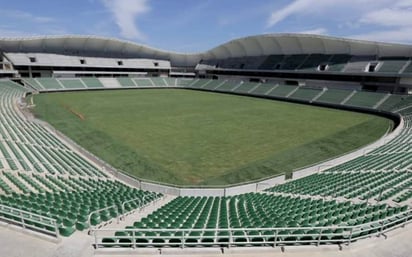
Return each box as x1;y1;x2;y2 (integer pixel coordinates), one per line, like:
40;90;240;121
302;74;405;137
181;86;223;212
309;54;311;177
1;32;412;257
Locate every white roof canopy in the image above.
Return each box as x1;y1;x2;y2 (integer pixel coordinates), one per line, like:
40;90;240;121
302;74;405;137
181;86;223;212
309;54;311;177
1;34;412;67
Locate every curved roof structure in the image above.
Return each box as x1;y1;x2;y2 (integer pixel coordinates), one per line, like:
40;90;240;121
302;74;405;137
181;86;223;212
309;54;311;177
1;33;412;67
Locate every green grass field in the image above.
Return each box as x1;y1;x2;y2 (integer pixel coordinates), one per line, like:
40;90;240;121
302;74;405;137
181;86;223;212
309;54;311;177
32;89;392;186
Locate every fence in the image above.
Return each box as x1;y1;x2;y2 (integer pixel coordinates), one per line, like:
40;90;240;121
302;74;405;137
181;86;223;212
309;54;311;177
0;204;59;238
92;208;412;249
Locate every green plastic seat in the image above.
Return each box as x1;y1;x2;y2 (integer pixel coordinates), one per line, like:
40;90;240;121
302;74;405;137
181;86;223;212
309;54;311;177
75;221;89;231
118;237;133;247
59;226;76;237
233;231;247;246
101;237;116;248
217;231;230;247
100;210;111;222
249;231;264;246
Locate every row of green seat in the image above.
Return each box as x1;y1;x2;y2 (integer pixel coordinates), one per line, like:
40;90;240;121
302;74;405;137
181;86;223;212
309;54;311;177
25;77;411;112
345;91;386;108
208;54;411;73
0;81;106;177
0;80;147;238
265;98;412;204
180;79;410;111
0;178;162;236
267;171;412;202
103;193;407;247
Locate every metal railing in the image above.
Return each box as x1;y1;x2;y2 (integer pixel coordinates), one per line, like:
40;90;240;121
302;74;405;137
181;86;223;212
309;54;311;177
92;208;412;249
121;198;141;220
87;205;119;232
87;193;162;234
0;204;59;238
120;193;158;217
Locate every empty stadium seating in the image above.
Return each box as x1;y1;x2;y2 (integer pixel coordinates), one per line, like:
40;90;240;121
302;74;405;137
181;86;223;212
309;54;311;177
80;78;104;88
244;54;355;72
249;83;277;96
1;77;412;250
0;80;163;237
36;78;65;90
116;77;137;87
279;55;308;70
299;54;332;71
265;99;412;206
343;56;375;73
24;77;183;91
214;81;238;92
232;82;260;94
0;177;160;236
345;91;386;108
55;79;87;89
377;58;409;73
134;78;155;87
402;61;412;73
150;77;168;87
24;78;47;91
175;78;193;87
267;85;298;98
258;55;285;70
289;87;323;101
315;88;353;105
99;193;408;247
326;55;352;72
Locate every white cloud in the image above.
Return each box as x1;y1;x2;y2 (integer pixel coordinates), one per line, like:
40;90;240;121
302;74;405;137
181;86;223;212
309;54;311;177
266;0;390;28
266;0;412;43
267;0;312;27
394;0;412;8
359;8;412;27
351;27;412;43
0;9;54;23
101;0;150;40
268;0;353;27
296;28;328;35
353;0;412;43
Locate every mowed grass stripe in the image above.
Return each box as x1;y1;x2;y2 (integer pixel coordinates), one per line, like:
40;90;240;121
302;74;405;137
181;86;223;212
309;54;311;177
33;89;391;185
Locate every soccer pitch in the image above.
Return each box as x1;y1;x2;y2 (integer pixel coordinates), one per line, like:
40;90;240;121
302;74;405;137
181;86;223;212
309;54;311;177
32;89;392;186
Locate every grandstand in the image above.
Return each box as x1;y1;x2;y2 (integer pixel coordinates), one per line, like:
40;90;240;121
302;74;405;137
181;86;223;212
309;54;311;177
0;34;412;256
0;80;162;238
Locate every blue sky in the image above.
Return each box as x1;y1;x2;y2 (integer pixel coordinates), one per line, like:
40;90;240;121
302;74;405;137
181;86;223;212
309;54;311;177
0;0;411;52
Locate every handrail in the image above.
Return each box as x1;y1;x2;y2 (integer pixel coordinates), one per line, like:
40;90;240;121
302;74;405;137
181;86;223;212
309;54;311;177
120;198;141;221
0;204;59;238
87;204;118;233
92;208;412;249
120;193;157;220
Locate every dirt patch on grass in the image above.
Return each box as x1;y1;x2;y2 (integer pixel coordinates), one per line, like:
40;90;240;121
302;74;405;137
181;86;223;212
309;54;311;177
186;175;203;185
62;104;85;120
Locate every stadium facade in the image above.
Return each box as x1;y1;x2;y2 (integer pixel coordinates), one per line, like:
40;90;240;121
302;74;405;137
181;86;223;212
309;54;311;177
1;33;412;93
